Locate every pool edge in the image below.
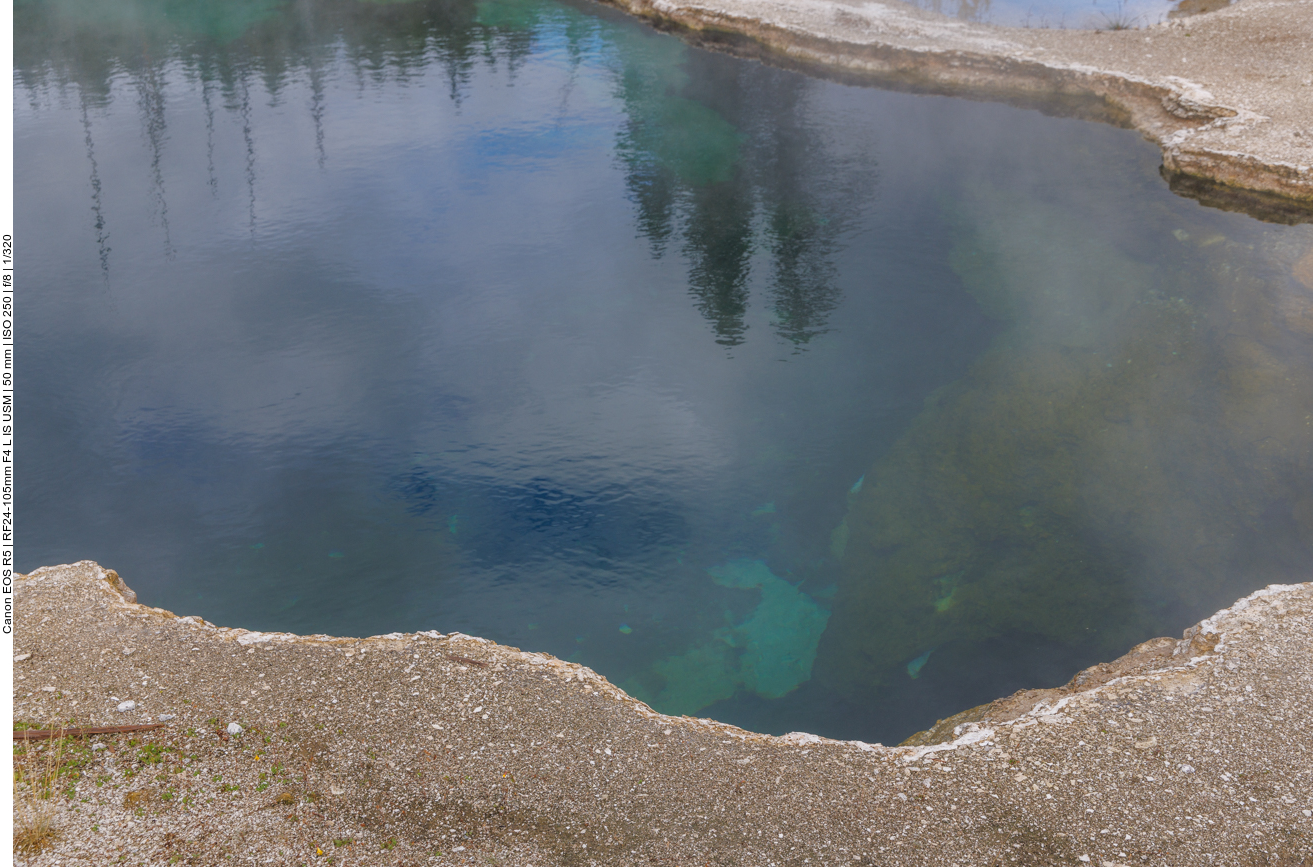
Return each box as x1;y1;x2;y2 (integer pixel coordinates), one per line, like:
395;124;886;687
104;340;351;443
13;561;1313;863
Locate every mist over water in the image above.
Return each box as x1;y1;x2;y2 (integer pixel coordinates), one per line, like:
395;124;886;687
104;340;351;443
17;0;1313;744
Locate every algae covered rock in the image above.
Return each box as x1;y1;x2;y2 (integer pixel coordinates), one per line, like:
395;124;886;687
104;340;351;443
814;183;1313;702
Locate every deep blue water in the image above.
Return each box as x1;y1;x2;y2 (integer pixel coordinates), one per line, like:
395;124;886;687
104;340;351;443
16;0;1312;744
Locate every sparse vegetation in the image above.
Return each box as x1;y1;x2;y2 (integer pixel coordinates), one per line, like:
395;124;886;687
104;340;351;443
1098;0;1139;29
13;720;73;854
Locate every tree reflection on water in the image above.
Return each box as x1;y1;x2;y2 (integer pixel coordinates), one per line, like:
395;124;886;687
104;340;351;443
18;0;872;350
614;38;872;347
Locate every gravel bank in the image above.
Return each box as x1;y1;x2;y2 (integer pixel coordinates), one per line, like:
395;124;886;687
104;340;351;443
591;0;1313;220
11;561;1313;865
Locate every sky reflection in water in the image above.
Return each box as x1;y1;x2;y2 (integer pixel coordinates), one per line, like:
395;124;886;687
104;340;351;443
16;0;1312;743
906;0;1231;29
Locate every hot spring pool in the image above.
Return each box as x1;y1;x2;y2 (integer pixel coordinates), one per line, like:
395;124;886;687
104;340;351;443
16;0;1313;744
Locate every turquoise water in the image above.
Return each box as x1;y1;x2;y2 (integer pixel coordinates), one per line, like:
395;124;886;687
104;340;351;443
16;0;1312;744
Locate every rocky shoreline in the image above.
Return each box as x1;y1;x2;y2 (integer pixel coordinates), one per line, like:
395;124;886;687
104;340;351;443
11;561;1313;865
590;0;1313;221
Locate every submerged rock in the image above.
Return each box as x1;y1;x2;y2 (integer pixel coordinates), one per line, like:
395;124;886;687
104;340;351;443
649;558;830;715
816;182;1313;702
906;649;934;679
709;559;830;699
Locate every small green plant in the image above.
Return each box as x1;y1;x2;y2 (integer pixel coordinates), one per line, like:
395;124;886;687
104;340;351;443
139;742;167;765
333;838;354;848
382;838;398;851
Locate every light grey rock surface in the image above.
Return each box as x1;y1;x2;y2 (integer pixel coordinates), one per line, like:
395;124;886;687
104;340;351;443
11;561;1313;864
595;0;1313;218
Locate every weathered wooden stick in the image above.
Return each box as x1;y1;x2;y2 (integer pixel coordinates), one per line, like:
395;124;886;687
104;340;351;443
13;724;165;740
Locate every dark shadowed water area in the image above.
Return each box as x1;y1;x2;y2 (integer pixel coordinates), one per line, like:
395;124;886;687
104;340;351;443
16;0;1313;744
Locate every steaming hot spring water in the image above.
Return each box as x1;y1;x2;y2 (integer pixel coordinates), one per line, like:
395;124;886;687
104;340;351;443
17;0;1313;744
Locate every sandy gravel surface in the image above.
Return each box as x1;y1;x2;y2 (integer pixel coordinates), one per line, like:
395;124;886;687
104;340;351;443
593;0;1313;216
11;561;1313;866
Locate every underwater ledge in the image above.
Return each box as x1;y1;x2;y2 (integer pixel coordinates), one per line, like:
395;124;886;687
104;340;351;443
12;561;1313;864
586;0;1313;223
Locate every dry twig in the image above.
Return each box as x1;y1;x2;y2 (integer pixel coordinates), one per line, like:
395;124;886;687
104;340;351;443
14;724;165;741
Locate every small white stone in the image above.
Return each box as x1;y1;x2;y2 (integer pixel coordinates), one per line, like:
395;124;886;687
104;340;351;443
122;648;135;656
41;686;57;692
226;722;244;736
1178;764;1195;775
14;653;31;662
157;714;176;722
91;743;106;751
330;785;345;795
117;700;137;712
